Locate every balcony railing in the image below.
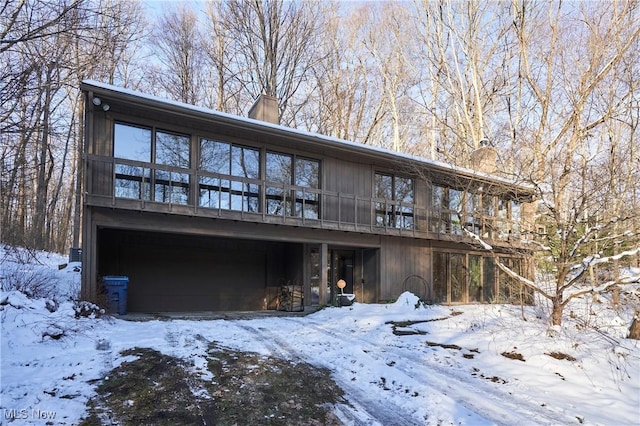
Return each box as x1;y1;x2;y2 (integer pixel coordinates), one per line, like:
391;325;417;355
84;154;524;243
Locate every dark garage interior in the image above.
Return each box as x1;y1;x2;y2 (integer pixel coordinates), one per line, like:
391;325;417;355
97;228;303;312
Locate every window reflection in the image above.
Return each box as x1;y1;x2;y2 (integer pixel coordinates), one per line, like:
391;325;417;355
450;254;465;302
199;139;231;209
295;158;319;219
511;201;521;238
483;257;495;302
114;123;151;162
431;252;527;304
374;173;414;229
498;258;533;304
374;174;393;226
155;170;189;204
449;189;463;235
468;255;482;302
430;183;522;242
113;123;190;205
115;164;150;200
200;140;231;174
198;140;260;213
433;252;448;303
154;131;190;205
231;145;259;179
266;152;293;215
114;123;152;201
156;131;190;168
265;152;319;219
231;146;260;212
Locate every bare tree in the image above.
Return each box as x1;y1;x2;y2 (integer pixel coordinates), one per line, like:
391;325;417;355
150;4;207;104
1;0;148;252
221;0;328;124
413;0;516;166
0;0;84;53
298;2;386;145
358;3;419;152
493;0;640;326
202;0;245;114
2;7;75;250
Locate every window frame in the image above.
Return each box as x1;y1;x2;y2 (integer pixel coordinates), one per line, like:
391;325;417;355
374;172;414;229
113;121;191;205
265;150;320;219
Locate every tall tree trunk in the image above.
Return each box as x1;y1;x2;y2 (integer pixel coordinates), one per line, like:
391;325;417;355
33;69;52;249
629;311;640;340
551;296;564;326
72;99;84;250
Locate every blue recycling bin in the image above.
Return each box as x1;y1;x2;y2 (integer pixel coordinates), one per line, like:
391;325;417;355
103;276;128;315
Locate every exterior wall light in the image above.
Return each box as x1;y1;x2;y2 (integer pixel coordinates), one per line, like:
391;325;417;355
92;97;102;106
102;104;110;111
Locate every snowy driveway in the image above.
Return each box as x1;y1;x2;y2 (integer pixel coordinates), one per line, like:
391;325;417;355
2;290;639;425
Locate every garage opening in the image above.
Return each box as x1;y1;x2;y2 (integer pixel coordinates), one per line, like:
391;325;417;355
97;228;303;312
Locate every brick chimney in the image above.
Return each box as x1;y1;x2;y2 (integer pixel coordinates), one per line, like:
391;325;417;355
470;139;497;174
248;94;279;125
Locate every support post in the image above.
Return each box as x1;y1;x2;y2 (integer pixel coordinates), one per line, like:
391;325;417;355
319;243;329;305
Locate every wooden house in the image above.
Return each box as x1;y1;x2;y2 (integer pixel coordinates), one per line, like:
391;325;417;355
80;81;535;313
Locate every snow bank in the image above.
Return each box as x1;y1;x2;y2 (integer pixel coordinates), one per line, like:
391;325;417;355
1;246;639;425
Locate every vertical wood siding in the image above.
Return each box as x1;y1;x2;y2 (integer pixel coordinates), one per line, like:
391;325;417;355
379;236;431;301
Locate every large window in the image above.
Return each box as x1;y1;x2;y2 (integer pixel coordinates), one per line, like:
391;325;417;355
432;252;527;304
449;189;463;235
199;139;260;212
481;194;495;239
433;252;448;303
431;183;523;241
199;139;231;209
231;145;260;211
468;255;482;302
154;131;190;204
430;185;462;234
511;201;522;238
450;253;465;302
113;122;190;204
431;185;447;233
374;173;414;228
265;152;319;219
114;123;151;200
266;152;293;215
483;257;496;302
498;257;533;304
294;157;320;218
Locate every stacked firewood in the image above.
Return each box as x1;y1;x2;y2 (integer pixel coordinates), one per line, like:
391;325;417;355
279;285;304;312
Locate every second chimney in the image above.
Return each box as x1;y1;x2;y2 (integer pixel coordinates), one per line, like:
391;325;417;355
248;94;279;125
470;145;497;174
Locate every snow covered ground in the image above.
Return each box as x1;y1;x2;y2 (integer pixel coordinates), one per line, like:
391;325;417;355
1;246;639;425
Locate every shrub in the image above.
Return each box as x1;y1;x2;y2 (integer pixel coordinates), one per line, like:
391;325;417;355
0;265;55;299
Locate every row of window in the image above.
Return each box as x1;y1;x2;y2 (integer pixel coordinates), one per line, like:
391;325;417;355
111;122;523;237
113;122;321;218
433;253;532;304
431;185;522;239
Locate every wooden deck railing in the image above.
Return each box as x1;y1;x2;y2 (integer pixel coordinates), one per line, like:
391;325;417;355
84;154;525;244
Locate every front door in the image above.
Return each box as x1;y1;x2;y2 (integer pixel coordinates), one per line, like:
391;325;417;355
331;250;354;301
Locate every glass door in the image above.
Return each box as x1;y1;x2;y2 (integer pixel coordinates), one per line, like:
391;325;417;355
309;248;320;305
468;255;482;302
450;253;466;302
330;250;355;301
